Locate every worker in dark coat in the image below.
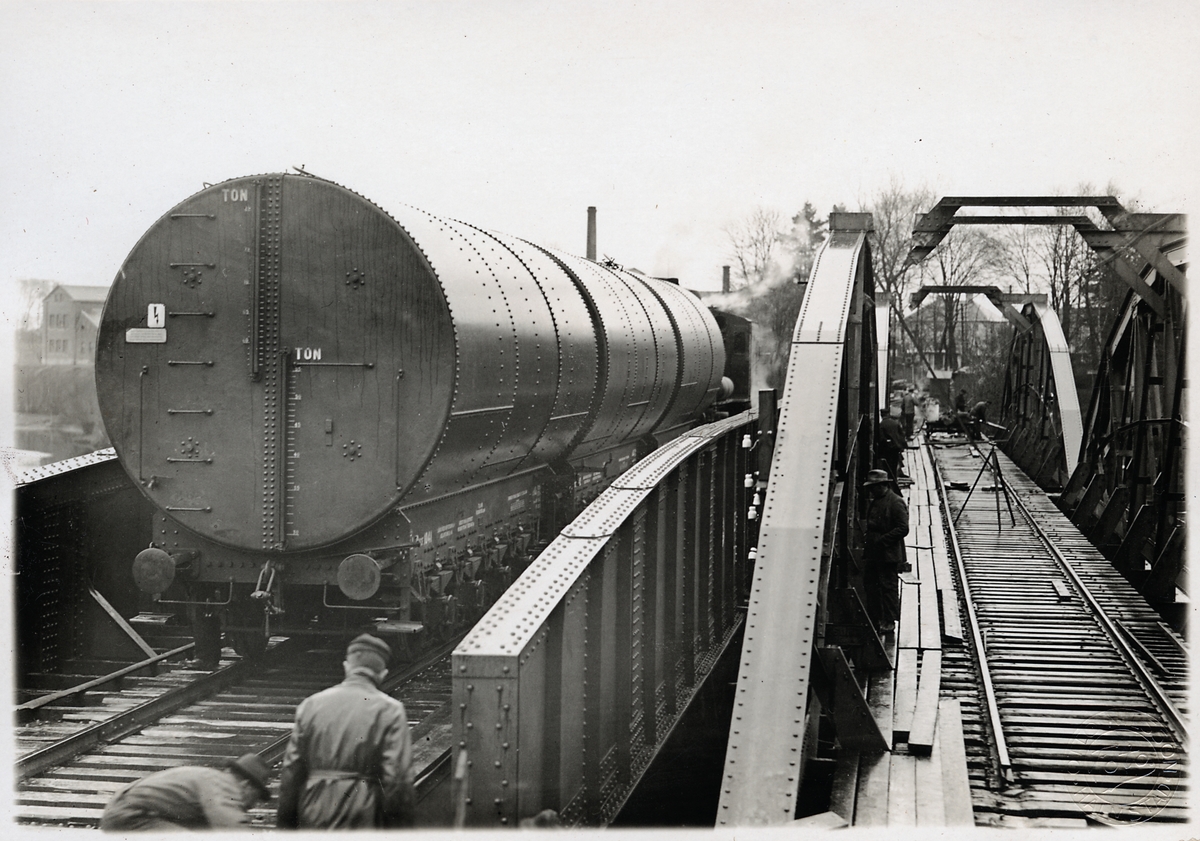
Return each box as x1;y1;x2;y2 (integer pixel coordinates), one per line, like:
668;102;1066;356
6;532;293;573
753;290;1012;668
876;410;907;481
100;753;269;831
901;389;917;439
969;400;990;440
861;468;909;636
277;634;416;829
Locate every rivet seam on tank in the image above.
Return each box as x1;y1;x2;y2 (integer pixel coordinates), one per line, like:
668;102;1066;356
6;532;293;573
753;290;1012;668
258;177;284;549
443;216;519;482
399;207;457;495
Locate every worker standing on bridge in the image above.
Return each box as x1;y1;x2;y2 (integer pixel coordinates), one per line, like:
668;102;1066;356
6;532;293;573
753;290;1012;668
876;410;907;482
277;634;416;829
970;400;990;440
901;388;917;439
861;469;909;637
99;753;269;831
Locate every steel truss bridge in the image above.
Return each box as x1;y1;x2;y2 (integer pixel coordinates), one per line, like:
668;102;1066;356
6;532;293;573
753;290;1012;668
452;198;1186;826
12;197;1186;829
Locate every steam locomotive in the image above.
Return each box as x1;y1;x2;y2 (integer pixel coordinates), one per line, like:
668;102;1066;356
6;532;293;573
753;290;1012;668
95;172;745;658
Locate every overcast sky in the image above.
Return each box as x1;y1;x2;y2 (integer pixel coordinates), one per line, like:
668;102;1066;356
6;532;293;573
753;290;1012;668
3;0;1197;311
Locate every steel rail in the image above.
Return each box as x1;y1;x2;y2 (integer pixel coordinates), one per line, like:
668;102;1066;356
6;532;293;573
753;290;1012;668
17;637;300;781
993;451;1190;747
927;444;1014;784
18;643;195;715
255;634;465;764
18;635;461;827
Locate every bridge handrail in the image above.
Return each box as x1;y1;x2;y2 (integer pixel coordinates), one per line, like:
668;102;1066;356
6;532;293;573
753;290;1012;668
452;409;756;826
456;411;752;659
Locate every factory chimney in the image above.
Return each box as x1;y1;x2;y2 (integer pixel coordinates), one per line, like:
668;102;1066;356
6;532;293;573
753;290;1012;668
722;265;731;294
586;207;597;261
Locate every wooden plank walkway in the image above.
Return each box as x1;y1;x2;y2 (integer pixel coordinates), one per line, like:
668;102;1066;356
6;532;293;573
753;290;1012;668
830;440;973;826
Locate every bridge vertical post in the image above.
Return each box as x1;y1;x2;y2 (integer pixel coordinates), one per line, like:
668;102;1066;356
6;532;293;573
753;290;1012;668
662;470;681;717
681;461;698;687
642;488;661;747
558;575;590;819
697;449;714;651
713;436;730;637
1130;318;1156;518
723;434;739;630
731;427;746;605
582;564;604;822
614;523;634;789
543;608;564;812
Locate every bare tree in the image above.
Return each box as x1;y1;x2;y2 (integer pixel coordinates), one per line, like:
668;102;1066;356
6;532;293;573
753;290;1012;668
724;207;783;287
863;179;935;308
718;203;842;388
861;179;938;384
926;226;1003;370
995;221;1039;294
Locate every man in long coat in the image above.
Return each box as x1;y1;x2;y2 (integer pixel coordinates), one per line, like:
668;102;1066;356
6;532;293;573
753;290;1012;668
861;468;909;637
100;754;269;831
277;634;416;829
901;389;917;439
876;410;907;481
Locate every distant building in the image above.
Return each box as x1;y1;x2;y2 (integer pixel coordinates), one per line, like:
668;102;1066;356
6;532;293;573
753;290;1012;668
892;292;1011;398
42;284;108;365
15;282;111;463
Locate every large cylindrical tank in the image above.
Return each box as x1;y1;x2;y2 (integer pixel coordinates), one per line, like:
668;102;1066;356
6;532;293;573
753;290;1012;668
96;173;723;556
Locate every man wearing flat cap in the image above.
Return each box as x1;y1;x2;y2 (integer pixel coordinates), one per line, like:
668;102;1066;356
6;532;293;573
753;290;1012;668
100;753;269;830
277;634;416;828
860;468;909;637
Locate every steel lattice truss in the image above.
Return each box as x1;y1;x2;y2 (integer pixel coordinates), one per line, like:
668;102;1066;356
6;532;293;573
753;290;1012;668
908;197;1187;613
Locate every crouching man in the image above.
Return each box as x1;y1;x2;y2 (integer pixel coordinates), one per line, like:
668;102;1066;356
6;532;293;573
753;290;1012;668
100;753;269;830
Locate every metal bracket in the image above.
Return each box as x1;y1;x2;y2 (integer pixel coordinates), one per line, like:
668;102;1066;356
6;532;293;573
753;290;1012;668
156;579;234;607
321;581;401;612
817;646;888;752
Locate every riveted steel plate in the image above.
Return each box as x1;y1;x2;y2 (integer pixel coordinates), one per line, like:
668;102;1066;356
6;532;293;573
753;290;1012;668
456;412;753;660
97;175;453;550
545;250;661;458
608;267;679;437
17;448;117;486
481;229;599;466
639;277;726;428
791;232;864;345
719;229;867;825
719;344;843;825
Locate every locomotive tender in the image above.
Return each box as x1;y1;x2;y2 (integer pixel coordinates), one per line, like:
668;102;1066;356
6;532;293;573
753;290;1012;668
95;172;733;655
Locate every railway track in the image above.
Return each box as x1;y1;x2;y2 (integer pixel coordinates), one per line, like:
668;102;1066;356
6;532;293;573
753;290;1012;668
16;636;459;828
931;440;1188;825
